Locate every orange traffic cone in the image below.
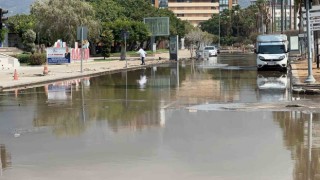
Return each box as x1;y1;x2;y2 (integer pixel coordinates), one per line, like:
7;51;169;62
13;69;18;80
43;65;48;75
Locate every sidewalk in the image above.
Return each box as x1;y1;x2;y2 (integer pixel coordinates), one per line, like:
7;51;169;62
290;58;320;94
0;49;192;91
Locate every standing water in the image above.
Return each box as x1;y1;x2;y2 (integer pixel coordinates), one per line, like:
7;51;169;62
0;54;319;180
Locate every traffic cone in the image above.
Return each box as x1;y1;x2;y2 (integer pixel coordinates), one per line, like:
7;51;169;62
43;65;48;75
13;69;18;80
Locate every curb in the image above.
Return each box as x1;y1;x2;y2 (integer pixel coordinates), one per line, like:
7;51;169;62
290;60;320;95
0;60;174;91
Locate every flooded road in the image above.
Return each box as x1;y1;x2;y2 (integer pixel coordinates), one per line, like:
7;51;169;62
1;54;320;179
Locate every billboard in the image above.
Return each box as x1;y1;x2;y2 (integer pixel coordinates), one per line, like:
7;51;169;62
144;17;169;36
46;48;71;64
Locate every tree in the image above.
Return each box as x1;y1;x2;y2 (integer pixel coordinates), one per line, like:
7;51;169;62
88;0;125;22
114;0;156;21
6;14;35;35
105;19;150;59
0;29;8;42
256;0;269;33
100;28;114;59
185;28;215;58
200;4;259;46
22;29;36;53
31;0;99;46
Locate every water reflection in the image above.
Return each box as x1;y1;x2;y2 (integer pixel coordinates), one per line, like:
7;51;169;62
257;71;288;90
4;56;320;179
137;71;147;90
274;112;320;179
256;71;289;102
28;69;174;136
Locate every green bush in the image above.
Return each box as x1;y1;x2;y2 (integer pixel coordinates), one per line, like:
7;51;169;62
29;53;46;65
17;54;31;64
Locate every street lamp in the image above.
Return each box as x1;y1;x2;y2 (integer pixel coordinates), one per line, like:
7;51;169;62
218;7;220;48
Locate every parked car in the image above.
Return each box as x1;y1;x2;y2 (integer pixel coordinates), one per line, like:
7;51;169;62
203;46;218;57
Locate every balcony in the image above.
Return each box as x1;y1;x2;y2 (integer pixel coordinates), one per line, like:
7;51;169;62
168;2;217;7
178;16;212;21
173;9;218;14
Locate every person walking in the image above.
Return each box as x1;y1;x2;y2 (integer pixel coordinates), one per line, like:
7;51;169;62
137;47;147;65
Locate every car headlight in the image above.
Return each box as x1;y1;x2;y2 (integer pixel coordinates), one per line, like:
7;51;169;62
258;56;265;60
279;55;285;60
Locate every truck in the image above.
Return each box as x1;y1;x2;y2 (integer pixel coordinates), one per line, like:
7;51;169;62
255;34;290;72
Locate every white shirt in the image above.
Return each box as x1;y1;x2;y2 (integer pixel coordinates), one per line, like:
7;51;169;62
137;48;147;58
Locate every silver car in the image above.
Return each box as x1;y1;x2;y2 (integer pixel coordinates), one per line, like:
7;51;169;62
203;46;218;57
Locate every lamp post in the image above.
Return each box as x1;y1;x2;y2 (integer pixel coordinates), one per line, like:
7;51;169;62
305;0;315;83
218;8;221;48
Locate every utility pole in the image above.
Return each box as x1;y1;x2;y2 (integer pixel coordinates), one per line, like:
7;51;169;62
285;0;287;30
219;9;221;48
305;0;316;83
281;0;284;33
289;0;292;29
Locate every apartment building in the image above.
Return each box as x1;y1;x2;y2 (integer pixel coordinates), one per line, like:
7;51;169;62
151;0;216;26
151;0;238;26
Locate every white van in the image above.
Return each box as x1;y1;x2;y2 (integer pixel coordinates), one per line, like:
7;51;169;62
255;34;290;71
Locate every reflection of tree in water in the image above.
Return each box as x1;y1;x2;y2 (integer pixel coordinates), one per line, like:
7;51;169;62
0;144;12;171
32;67;185;136
273;112;320;179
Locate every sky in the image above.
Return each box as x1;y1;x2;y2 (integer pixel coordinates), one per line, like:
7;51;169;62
0;0;35;16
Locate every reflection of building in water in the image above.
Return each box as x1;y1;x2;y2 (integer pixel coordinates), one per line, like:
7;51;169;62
176;73;238;105
0;144;12;174
109;108;165;132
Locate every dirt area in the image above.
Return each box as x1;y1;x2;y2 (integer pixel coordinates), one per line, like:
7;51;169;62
291;58;320;84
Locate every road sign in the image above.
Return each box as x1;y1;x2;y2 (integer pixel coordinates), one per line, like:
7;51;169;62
302;5;320;12
303;26;320;31
77;26;88;41
312;26;320;31
121;30;129;39
299;33;306;37
302;11;320;18
310;18;320;24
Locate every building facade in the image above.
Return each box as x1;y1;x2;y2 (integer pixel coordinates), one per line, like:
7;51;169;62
167;0;219;26
151;0;239;26
219;0;238;12
152;0;218;26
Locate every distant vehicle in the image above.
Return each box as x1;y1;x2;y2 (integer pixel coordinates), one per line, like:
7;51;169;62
255;34;290;72
203;46;218;57
211;44;220;54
